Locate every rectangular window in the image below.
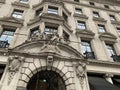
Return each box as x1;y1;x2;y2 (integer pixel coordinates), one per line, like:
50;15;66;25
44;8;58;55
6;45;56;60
77;21;86;30
104;5;109;9
81;40;95;59
98;24;106;32
45;27;57;35
106;44;116;57
36;8;43;16
20;0;28;4
93;11;100;18
48;6;58;14
117;28;120;35
12;9;24;19
89;2;95;6
0;29;15;48
75;8;82;14
110;15;116;21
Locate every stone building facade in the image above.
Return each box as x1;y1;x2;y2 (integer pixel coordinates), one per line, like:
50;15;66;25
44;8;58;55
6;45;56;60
0;0;120;90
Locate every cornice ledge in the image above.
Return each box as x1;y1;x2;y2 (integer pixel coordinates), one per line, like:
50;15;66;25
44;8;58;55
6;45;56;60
88;59;120;68
111;20;120;25
0;0;5;4
12;1;30;8
62;0;119;13
63;21;72;33
76;29;95;39
93;17;107;22
73;14;88;19
0;17;23;27
27;17;41;26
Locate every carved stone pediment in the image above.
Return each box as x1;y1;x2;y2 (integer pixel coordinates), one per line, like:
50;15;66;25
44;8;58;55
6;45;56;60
99;32;117;42
76;29;95;39
11;40;83;60
0;17;23;27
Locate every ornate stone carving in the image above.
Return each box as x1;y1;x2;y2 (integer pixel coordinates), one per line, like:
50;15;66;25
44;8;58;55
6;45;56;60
47;55;54;66
74;62;86;89
105;73;113;78
7;56;25;85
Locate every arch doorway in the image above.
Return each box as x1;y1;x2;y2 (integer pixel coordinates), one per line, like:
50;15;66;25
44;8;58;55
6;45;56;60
27;70;66;90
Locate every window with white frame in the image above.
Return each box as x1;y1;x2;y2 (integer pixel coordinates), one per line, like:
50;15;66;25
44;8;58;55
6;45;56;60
77;21;86;30
106;44;116;57
48;6;58;14
93;11;100;18
75;8;82;14
98;24;106;32
12;9;24;19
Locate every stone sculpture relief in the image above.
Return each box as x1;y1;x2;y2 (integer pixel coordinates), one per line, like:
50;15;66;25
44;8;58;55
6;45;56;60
7;56;25;85
74;62;86;89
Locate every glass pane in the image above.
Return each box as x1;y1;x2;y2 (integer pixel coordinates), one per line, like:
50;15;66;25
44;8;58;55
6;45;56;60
0;35;7;41
6;36;13;43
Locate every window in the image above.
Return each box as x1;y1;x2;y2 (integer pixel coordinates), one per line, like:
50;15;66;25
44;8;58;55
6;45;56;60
89;2;95;6
77;21;86;30
104;5;109;9
36;8;43;16
12;9;24;19
30;27;40;38
93;11;100;18
45;27;57;35
81;40;95;59
63;31;69;42
106;44;116;57
98;24;106;32
48;6;58;14
75;8;82;14
117;28;120;35
74;0;79;2
0;29;15;48
20;0;28;4
110;15;116;21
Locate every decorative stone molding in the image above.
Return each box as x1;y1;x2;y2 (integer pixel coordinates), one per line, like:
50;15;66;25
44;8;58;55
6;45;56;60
76;29;95;40
7;55;25;85
93;17;107;23
0;17;23;28
12;1;30;9
0;0;5;4
111;20;120;25
74;62;86;89
99;32;117;43
47;55;54;66
73;14;88;19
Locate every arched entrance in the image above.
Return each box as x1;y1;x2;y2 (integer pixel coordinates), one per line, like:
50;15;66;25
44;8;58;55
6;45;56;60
27;70;66;90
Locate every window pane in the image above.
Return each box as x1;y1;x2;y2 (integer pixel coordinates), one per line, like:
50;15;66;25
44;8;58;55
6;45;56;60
98;25;106;32
12;10;23;19
106;44;116;57
78;21;86;29
75;8;82;14
48;7;58;14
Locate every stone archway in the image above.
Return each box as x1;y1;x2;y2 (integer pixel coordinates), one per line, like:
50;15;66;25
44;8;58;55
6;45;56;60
27;70;66;90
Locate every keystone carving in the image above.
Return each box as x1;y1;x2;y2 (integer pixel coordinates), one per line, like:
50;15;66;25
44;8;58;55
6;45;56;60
74;62;86;89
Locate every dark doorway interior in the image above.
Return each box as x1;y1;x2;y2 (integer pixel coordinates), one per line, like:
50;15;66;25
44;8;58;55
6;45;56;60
27;70;66;90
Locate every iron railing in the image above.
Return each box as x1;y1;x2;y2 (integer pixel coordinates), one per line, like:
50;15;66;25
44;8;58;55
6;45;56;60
0;41;9;48
111;55;120;62
84;52;95;59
